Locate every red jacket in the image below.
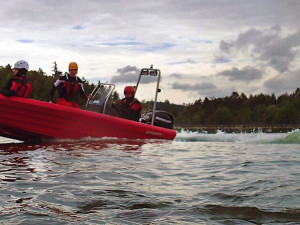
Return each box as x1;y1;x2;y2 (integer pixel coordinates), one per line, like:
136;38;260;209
49;73;87;103
0;75;32;98
118;98;142;121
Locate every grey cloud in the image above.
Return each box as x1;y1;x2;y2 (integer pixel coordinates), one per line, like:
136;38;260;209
117;65;139;75
110;65;157;84
170;73;182;79
110;65;139;83
259;30;300;72
217;26;300;73
218;67;263;81
186;59;198;64
264;69;300;93
2;1;300;31
171;81;233;98
214;55;231;64
168;58;198;65
172;81;217;92
151;1;300;30
219;40;234;53
3;1;298;35
235;26;280;50
2;1;300;55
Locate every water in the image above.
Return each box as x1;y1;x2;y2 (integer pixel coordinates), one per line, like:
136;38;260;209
0;130;299;224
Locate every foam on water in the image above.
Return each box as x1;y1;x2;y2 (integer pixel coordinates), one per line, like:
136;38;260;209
175;129;300;144
1;129;300;144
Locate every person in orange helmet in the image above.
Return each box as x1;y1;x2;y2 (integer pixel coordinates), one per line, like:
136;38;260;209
49;62;91;108
113;86;142;121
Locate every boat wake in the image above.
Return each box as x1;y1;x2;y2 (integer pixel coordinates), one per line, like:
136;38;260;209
175;129;300;144
1;129;300;145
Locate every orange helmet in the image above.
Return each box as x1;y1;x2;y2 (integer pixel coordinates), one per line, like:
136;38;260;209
124;86;135;95
69;62;78;70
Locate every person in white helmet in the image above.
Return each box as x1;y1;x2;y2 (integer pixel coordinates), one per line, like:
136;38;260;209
0;60;32;98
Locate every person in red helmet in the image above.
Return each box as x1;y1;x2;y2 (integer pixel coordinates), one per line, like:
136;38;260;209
113;86;142;121
49;62;91;108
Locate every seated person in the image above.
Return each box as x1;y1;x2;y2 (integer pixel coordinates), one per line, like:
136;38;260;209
48;62;91;108
0;60;32;98
113;86;142;121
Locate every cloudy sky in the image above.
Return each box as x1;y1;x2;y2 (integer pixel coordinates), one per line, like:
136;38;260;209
1;0;300;104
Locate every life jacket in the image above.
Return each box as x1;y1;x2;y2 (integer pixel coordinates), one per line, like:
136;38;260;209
118;98;142;121
119;98;142;111
55;74;83;101
62;79;80;98
10;76;32;98
15;83;32;98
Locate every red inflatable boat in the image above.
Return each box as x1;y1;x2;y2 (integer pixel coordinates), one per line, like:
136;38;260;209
0;66;176;142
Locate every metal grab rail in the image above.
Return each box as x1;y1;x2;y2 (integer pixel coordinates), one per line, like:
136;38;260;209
86;82;115;114
135;65;161;126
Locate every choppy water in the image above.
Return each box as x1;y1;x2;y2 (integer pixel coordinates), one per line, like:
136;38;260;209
0;130;299;224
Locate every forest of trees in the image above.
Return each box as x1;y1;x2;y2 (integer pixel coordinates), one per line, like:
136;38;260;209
173;90;300;125
1;63;300;126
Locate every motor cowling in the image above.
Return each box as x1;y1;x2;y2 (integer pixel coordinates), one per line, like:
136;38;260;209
141;110;174;129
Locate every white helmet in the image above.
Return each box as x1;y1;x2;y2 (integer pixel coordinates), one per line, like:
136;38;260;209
14;60;29;71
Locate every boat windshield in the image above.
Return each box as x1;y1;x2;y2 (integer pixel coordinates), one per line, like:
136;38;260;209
86;83;115;114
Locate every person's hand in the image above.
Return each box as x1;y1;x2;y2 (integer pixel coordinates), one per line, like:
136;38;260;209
49;100;52;103
87;94;92;100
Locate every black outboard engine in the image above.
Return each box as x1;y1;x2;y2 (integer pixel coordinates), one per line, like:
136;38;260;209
141;110;174;129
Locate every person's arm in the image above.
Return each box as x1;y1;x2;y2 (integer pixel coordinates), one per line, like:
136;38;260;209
0;80;21;97
0;88;15;97
49;78;65;102
78;79;92;100
79;85;88;100
131;100;143;121
48;85;56;102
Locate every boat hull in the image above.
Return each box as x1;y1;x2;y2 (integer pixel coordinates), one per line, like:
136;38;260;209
0;95;176;142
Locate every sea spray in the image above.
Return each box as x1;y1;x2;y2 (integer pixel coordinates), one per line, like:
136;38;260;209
175;129;300;144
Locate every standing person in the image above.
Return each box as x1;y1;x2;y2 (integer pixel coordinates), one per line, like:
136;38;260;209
0;60;32;98
49;62;91;108
113;86;142;121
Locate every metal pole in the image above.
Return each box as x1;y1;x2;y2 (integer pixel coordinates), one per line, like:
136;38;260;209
151;70;160;125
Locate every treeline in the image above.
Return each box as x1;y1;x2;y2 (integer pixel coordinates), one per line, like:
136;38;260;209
173;91;300;125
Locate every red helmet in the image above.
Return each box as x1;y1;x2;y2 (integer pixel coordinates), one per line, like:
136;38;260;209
124;86;135;95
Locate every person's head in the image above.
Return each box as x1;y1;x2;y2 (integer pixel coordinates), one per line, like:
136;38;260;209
124;86;135;99
13;60;29;76
69;62;78;77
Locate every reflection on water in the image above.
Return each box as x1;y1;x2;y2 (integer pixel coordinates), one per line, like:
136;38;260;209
0;133;299;224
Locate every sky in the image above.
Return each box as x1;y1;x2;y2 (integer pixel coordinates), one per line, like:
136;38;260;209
1;0;300;104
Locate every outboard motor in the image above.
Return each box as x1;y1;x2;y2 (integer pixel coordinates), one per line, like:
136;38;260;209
141;110;174;129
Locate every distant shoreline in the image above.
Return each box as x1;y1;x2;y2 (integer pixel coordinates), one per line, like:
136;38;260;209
174;124;300;133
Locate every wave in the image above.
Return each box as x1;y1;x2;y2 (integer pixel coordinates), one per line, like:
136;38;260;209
196;204;300;224
175;129;300;144
2;129;300;145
